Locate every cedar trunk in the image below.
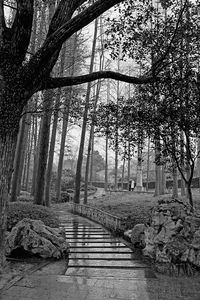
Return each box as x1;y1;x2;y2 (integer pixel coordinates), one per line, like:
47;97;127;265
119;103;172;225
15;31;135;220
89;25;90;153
0;132;18;272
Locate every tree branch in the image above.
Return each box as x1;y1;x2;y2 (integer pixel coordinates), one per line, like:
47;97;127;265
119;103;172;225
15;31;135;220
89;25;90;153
10;0;34;64
151;0;187;75
39;71;153;91
25;0;124;87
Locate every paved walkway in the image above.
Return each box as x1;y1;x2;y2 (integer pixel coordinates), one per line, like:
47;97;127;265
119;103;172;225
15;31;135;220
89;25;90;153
1;208;200;299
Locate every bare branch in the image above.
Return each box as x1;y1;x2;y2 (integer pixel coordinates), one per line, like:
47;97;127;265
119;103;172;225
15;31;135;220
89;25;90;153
39;71;153;91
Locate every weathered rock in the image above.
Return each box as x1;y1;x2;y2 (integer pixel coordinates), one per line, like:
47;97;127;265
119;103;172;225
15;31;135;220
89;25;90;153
130;224;145;247
124;229;132;239
140;198;200;275
6;218;69;259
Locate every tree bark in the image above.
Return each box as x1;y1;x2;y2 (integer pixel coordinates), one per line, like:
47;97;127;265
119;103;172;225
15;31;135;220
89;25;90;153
10;112;28;202
84;80;101;204
55;89;72;202
0;133;18;272
135;140;143;192
34;90;53;205
44;43;67;206
74;18;98;204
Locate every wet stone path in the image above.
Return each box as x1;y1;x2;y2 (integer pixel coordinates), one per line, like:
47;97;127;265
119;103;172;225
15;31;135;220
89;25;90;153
0;209;157;300
58;209;157;299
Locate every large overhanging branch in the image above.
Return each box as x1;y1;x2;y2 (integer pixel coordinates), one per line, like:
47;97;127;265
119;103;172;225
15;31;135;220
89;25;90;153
25;0;124;84
40;71;154;91
47;0;87;37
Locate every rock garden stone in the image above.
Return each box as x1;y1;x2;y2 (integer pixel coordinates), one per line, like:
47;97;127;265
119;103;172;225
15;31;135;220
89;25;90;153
129;198;200;275
6;218;69;259
130;224;145;247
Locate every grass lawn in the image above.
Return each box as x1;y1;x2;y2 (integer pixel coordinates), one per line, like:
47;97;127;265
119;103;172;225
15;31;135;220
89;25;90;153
88;189;200;229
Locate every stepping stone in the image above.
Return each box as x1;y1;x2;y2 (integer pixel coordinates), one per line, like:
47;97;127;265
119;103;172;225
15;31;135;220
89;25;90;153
69;253;137;260
69;241;124;245
65;267;156;279
69;248;132;253
66;236;113;239
68;259;148;268
70;244;127;248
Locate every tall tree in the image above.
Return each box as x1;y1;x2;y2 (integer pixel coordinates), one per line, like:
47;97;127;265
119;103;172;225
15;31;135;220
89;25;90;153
74;18;98;204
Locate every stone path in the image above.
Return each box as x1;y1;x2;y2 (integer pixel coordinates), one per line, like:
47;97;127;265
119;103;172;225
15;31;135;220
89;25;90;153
2;208;200;299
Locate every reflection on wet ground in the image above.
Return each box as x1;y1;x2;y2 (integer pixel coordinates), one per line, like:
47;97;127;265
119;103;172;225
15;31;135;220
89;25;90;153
62;212;156;282
2;209;200;299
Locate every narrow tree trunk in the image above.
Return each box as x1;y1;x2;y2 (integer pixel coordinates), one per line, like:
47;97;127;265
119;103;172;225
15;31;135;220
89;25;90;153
10;112;28;202
55;89;72;202
34;90;53;205
135;139;143;192
180;131;186;196
121;156;125;190
114;59;120;190
154;135;162;196
197;138;200;192
160;164;166;195
89;133;94;183
45;43;67;206
172;160;179;198
105;78;110;191
25;121;34;191
31;112;39;196
74;19;98;203
17;112;31;195
146;137;150;192
84;80;101;204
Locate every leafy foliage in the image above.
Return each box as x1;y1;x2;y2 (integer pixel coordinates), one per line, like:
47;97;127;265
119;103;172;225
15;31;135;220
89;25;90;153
7;202;60;231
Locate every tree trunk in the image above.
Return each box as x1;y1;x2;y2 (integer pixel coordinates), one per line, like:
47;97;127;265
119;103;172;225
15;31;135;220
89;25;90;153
121;156;125;190
172;160;179;198
44;90;61;206
55;89;71;202
31;112;39;196
0;133;18;272
25;120;34;191
146;137;150;192
197;138;200;192
180;131;186;196
135;142;143;192
89;133;94;183
74;18;98;204
105;78;110;192
34;90;53;205
45;43;67;206
154;135;162;196
17;112;31;195
10;112;28;202
114;59;120;191
84;80;101;204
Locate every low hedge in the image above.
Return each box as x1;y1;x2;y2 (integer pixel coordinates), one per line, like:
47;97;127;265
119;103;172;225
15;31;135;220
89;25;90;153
7;202;60;231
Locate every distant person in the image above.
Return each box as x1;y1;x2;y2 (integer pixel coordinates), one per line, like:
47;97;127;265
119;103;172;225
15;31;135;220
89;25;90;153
131;180;135;191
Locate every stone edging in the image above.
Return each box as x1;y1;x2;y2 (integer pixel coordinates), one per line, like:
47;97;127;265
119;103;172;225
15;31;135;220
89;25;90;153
68;203;126;233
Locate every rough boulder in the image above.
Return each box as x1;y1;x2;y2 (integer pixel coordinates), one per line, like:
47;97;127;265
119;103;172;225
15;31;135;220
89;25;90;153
6;218;70;259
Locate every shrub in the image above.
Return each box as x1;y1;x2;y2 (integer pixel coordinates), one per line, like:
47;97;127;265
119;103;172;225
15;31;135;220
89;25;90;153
7;202;60;231
17;195;33;203
60;192;72;202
